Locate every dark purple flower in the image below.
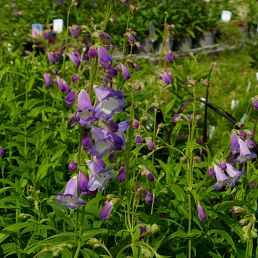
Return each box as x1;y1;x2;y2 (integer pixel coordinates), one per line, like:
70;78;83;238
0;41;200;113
143;190;153;205
135;135;143;145
239;130;247;140
94;86;126;120
117;167;126;182
43;73;53;88
87;159;114;191
218;162;227;171
97;46;112;70
166;51;175;63
47;52;56;64
69;50;81;67
77;90;97;126
78;171;89;195
140;225;146;239
68;161;77;172
121;64;130;80
99;200;113;220
0;147;4;157
70;25;81;38
125;32;136;44
147;138;154;151
230;133;240;155
159;72;173;85
81;130;93;150
252;96;258;110
108;153;116;163
88;47;97;58
71;74;79;83
55;176;86;210
208;167;215;177
132;119;140;129
65;90;76;106
197;203;206;221
140;165;155;182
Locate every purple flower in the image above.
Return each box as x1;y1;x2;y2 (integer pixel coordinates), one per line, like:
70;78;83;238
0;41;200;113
208;167;215;177
132;119;140;129
77;90;97;126
71;74;79;84
117;166;126;182
235;138;257;163
69;50;81;67
143;190;153;205
147;138;154;151
99;200;113;220
70;25;81;38
97;46;112;70
172;114;182;122
88;47;97;58
245;139;256;149
159;72;173;85
56;77;71;93
252;96;258;110
47;52;56;64
213;165;228;190
197;203;206;221
0;147;4;157
166;51;175;63
78;171;89;195
135;135;143;145
94;86;126;120
55;176;86;210
81;130;93;150
43;73;53;88
125;32;136;44
140;165;155;182
87;159;114;191
230;133;240;155
239;130;247;140
225;163;243;187
65;90;76;106
121;64;130;80
68;161;77;172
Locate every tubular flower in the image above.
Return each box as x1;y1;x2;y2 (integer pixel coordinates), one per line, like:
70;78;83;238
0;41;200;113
117;166;126;182
197;203;206;221
213;165;228;190
121;64;130;80
159;72;173;85
236;138;257;163
65;90;76;106
86;159;114;192
94;86;126;120
99;200;113;220
43;73;53;88
230;132;240;155
78;171;89;195
97;46;112;70
55;175;86;210
225;163;243;187
69;50;81;67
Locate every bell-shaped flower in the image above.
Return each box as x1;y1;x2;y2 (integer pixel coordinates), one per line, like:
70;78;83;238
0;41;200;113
69;50;81;67
78;171;89;195
143;190;154;205
88;126;114;158
225;163;243;187
235;138;257;163
56;77;71;93
230;132;240;155
98;46;112;70
213;165;228;190
44;73;53;88
55;175;86;209
87;159;114;191
81;130;93;150
117;166;126;182
65;90;76;106
197;203;206;221
121;64;130;80
99;200;113;220
94;86;126;120
47;52;56;64
77;90;97;126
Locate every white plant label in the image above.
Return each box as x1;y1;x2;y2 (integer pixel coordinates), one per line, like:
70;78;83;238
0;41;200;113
53;19;63;33
256;72;258;81
221;10;232;22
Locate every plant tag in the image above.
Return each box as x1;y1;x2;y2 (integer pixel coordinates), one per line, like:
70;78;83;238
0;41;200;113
256;72;258;81
53;19;63;33
231;99;239;110
221;10;232;22
32;24;43;38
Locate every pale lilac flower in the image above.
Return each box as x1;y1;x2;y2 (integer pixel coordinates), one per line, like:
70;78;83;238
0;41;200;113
197;203;206;221
43;73;53;88
69;50;81;67
99;200;113;220
225;163;243;187
78;171;89;195
55;176;86;210
147;138;154;151
236;138;257;163
213;165;228;190
68;161;77;172
77;90;97;126
121;64;130;80
65;90;76;106
94;86;126;120
245;139;256;150
230;133;240;155
87;159;114;191
117;167;126;182
97;46;112;70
